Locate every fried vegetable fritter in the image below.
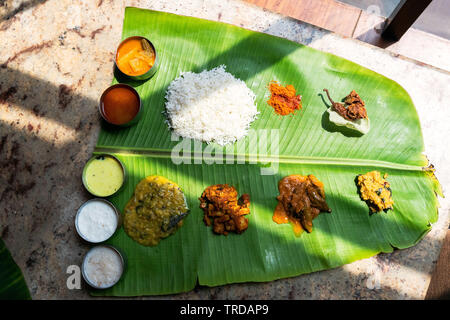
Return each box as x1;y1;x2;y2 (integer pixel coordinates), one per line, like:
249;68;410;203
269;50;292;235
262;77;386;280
199;184;250;235
356;171;394;213
273;175;331;235
123;175;189;246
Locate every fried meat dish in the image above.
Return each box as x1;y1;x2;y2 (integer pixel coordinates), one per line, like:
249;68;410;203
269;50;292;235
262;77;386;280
199;184;250;235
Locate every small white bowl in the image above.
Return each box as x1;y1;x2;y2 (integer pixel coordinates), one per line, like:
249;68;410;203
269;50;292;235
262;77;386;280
75;198;121;243
81;245;125;289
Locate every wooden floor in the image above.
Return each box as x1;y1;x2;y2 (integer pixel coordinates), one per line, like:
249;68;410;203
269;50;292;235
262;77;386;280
245;0;450;67
246;0;450;300
246;0;362;37
244;0;405;50
425;230;450;300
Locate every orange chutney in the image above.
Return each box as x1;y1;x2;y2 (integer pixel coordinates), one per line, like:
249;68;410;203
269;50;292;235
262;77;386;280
101;85;140;125
116;38;155;76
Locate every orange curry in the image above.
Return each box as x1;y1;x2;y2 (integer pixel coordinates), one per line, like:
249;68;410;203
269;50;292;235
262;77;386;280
116;38;155;76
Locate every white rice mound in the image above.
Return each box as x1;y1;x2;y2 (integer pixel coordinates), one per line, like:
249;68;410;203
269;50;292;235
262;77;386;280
165;65;259;146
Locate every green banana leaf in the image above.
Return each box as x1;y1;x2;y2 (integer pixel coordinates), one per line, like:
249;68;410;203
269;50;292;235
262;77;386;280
0;238;31;300
92;8;441;296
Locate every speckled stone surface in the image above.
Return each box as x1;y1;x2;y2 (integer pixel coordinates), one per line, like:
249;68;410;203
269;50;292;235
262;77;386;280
0;0;448;300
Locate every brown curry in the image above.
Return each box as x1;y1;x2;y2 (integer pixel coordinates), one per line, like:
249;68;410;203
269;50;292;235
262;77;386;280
323;89;367;120
273;175;331;235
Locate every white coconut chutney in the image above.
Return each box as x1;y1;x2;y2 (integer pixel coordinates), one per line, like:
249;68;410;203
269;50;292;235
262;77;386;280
76;199;118;243
83;246;123;288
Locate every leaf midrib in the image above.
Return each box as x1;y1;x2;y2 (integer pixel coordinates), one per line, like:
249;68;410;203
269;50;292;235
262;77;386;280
94;146;427;171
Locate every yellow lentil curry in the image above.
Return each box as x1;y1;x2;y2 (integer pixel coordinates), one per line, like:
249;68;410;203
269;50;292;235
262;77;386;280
356;171;394;213
123;175;189;246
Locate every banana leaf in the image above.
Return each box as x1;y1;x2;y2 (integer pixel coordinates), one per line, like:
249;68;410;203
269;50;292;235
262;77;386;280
0;238;31;300
92;8;441;296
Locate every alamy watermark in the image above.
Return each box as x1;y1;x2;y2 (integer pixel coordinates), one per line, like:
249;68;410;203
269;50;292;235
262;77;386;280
66;265;81;290
170;129;280;175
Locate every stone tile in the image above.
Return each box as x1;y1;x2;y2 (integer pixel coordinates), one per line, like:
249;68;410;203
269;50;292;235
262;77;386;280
0;0;448;299
354;10;450;72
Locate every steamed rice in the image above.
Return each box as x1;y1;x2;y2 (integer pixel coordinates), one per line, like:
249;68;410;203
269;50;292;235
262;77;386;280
164;65;259;146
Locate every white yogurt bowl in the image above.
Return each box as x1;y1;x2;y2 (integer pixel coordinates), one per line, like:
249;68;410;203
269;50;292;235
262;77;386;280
75;198;121;243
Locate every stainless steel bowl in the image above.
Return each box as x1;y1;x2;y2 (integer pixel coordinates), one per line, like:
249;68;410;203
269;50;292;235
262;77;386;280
81;153;127;198
81;245;125;289
75;198;122;243
114;35;159;81
98;83;142;127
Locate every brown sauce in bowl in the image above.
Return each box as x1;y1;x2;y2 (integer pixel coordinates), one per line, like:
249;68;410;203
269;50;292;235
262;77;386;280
100;84;140;125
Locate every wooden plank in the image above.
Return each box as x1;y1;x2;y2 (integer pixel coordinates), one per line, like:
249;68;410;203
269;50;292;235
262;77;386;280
246;0;362;37
426;229;450;300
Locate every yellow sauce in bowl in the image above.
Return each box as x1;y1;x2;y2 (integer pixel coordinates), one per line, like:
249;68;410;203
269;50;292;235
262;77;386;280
116;37;155;76
83;155;125;197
